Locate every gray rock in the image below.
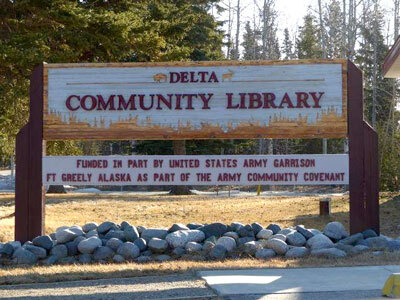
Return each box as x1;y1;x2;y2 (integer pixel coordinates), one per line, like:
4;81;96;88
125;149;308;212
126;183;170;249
168;223;189;233
32;235;53;250
311;248;347;258
25;245;47;259
124;225;139;242
137;256;152;263
205;236;217;244
41;255;58;265
267;224;281;234
113;254;125;263
97;221;118;234
172;247;186;256
155;254;171;262
66;236;85;256
256;229;273;240
105;230;125;241
69;226;84;237
56;226;69;232
387;240;400;251
199;223;228;238
137;226;146;234
323;222;348;240
251;223;264;235
187;223;203;230
165;230;205;248
216;236;237;252
350;245;370;255
309;229;322;236
202;241;215;253
78;237;102;254
55;229;77;244
120;221;131;231
78;254;92;264
86;230;98;238
141;228;168;241
238;237;255;246
134;238;147;251
255;248;276;259
265;238;289;255
50;233;56;240
117;242;140;259
13;248;37;264
185;242;203;253
285;247;309;258
82;222;98;233
10;241;21;250
93;246;114;261
141;250;153;257
339;233;363;246
365;236;388;249
372;251;383;256
224;231;239;240
238;227;255;238
0;243;14;257
242;241;263;255
334;243;354;253
306;234;334;250
58;256;77;265
50;244;68;258
362;229;378;239
230;222;244;232
210;244;227;260
106;238;123;251
268;234;286;242
277;228;296;236
296;225;314;240
148;238;168;253
286;232;306;247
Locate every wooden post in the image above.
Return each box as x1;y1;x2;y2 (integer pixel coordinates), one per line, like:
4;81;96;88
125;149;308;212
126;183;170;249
319;197;331;216
15;65;45;242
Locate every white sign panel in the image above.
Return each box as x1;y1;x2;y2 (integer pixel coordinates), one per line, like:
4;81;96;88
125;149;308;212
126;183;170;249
43;155;349;186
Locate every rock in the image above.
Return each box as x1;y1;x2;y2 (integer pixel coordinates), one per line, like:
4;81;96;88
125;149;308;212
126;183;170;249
50;233;56;240
264;238;289;255
187;223;203;230
117;242;140;259
237;227;255;238
338;233;363;246
309;229;322;236
224;231;239;240
106;238;123;251
268;234;286;242
56;226;69;232
296;225;314;240
86;230;98;238
251;223;264;235
120;221;131;231
387;240;400;251
306;234;334;250
124;225;139;242
168;223;189;233
334;243;354;253
238;237;255;246
148;238;168;253
13;248;37;264
66;236;85;256
372;251;383;256
10;241;21;250
185;242;203;253
230;222;244;232
199;222;228;238
350;245;370;255
32;235;53;250
25;245;47;259
41;255;58;265
82;222;98;232
0;243;14;257
165;230;205;248
155;254;171;262
210;244;227;260
362;229;378;239
141;250;153;256
205;236;217;244
113;254;125;263
69;226;84;236
93;246;114;261
255;248;276;260
242;241;263;255
101;239;107;246
267;224;281;234
277;228;296;236
134;238;147;252
365;236;388;249
256;229;273;240
78;237;102;254
286;232;306;247
97;221;118;234
105;230;125;241
285;247;309;258
50;244;68;258
78;254;92;264
55;229;77;244
202;241;215;253
137;256;152;263
141;228;168;241
216;236;237;252
59;257;77;265
311;248;347;258
172;247;186;256
323;222;348;240
137;226;146;234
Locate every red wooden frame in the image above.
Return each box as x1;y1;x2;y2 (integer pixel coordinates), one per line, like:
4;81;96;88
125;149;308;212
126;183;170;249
14;61;380;242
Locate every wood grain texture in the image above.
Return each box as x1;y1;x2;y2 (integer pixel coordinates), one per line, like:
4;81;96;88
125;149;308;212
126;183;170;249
43;60;347;140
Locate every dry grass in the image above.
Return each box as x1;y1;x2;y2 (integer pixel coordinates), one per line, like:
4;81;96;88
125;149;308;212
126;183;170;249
0;192;399;285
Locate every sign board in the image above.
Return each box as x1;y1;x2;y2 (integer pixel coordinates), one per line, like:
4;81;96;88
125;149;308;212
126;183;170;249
43;154;349;186
44;60;347;140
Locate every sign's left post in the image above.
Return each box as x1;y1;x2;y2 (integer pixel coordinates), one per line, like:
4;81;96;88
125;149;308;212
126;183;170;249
15;64;46;242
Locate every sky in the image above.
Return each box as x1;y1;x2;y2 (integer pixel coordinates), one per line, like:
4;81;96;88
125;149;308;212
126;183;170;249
214;0;397;54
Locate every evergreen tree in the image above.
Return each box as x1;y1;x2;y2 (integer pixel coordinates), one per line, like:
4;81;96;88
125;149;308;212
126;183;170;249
296;13;323;59
241;21;262;60
282;28;294;60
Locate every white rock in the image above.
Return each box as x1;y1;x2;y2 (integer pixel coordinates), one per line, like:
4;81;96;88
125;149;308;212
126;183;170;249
78;237;102;254
165;230;205;248
306;234;334;250
256;229;273;240
216;236;237;252
185;242;203;252
55;229;77;244
323;222;348;240
265;238;289;255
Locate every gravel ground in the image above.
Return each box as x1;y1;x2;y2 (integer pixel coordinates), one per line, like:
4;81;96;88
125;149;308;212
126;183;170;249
0;274;217;300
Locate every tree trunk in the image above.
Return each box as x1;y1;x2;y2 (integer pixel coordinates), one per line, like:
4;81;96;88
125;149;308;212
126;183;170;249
169;140;192;195
47;185;66;194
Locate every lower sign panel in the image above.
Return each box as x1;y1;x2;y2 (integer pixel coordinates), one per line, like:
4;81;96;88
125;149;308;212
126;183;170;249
43;155;349;186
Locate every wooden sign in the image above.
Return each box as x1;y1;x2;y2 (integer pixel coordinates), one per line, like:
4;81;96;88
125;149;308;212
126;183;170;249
44;60;347;140
43;154;349;186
